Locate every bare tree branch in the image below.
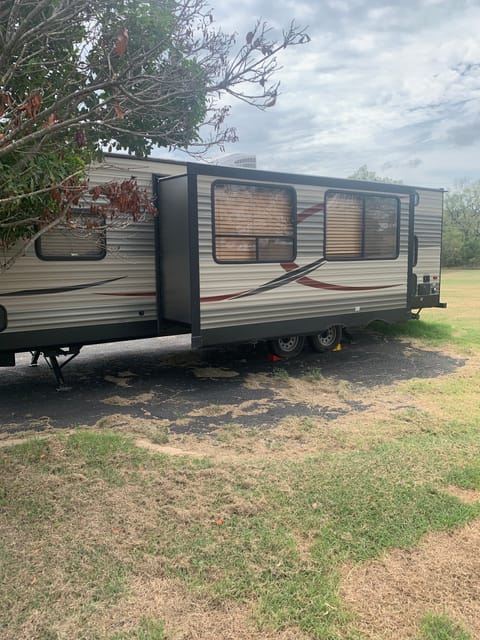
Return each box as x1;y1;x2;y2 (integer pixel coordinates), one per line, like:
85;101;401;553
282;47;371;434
0;0;310;265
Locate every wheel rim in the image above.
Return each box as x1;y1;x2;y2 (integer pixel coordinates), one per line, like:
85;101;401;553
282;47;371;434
318;327;337;347
277;336;301;352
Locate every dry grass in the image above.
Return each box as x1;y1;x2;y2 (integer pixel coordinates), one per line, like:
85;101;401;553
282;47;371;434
93;575;310;640
243;371;354;409
187;399;271;419
2;269;480;640
192;367;240;378
341;518;480;639
101;391;156;406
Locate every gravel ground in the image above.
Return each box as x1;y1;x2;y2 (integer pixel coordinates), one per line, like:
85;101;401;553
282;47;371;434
0;330;464;435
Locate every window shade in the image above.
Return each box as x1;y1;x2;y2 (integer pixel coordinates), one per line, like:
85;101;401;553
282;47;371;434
325;191;399;260
325;193;362;258
213;182;295;263
36;214;106;260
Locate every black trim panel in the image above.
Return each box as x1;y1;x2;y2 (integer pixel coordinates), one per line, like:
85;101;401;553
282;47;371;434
407;192;416;307
197;308;412;347
186;162;416;196
188;171;202;348
153;173;164;333
410;294;441;309
0;305;7;332
0;351;15;366
0;320;160;353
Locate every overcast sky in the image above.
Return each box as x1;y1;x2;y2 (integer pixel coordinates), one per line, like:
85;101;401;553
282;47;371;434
168;0;480;189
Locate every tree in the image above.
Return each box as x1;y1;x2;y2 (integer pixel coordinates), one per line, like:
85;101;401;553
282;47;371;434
0;0;309;267
348;165;402;184
442;181;480;267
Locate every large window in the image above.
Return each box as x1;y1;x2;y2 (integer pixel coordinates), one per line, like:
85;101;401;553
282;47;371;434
36;212;106;261
212;181;296;263
325;191;399;260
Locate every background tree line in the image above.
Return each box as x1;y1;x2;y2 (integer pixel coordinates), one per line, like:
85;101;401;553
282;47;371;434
350;166;480;268
442;181;480;267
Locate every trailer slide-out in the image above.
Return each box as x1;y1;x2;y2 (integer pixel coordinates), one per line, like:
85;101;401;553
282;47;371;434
0;154;446;387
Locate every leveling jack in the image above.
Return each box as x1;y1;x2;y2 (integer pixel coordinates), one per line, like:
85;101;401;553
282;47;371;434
30;346;82;391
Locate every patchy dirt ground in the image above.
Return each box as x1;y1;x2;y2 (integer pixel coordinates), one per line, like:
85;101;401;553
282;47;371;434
1;324;479;640
0;331;465;440
341;514;480;639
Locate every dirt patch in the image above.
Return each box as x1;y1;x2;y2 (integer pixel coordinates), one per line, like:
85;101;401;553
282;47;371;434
104;374;133;388
341;519;480;639
192;367;240;378
188;399;271;419
94;575;309;640
443;485;480;504
101;392;156;406
95;413;170;430
243;372;355;410
135;438;204;458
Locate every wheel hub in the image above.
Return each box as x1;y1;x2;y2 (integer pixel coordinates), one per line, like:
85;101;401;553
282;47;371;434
277;336;299;352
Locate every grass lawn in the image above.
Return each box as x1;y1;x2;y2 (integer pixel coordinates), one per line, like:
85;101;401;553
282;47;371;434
1;269;480;640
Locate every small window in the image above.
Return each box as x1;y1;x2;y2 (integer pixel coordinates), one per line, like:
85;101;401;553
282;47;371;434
325;191;399;260
213;181;296;263
36;212;106;261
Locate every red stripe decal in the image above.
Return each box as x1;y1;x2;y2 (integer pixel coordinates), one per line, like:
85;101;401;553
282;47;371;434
297;202;324;223
295;276;399;291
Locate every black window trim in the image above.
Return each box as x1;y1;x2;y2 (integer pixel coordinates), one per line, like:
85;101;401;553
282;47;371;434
35;209;107;262
211;179;297;265
324;189;401;262
0;305;7;332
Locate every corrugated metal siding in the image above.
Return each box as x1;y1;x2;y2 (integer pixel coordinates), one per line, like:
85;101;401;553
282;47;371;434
197;174;411;331
2;218;158;332
88;156;186;191
1;157;186;336
414;189;443;282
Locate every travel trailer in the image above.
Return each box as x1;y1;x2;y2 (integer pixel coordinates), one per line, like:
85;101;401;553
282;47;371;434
0;154;445;387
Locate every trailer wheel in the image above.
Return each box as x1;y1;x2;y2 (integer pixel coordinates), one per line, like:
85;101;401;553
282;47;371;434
309;325;341;352
268;335;305;359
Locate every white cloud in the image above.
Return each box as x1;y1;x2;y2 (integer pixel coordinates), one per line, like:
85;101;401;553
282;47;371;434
167;1;480;189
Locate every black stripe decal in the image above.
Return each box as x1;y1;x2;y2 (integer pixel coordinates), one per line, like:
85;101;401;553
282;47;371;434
0;277;126;298
229;259;326;299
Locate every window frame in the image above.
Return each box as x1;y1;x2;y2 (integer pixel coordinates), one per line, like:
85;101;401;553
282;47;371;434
0;305;7;332
35;210;107;262
324;189;400;262
211;179;297;265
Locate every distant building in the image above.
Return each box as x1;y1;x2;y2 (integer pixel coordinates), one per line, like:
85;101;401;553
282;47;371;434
214;153;257;169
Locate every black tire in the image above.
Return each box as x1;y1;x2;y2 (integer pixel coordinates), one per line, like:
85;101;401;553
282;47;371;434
308;325;342;352
268;335;305;359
